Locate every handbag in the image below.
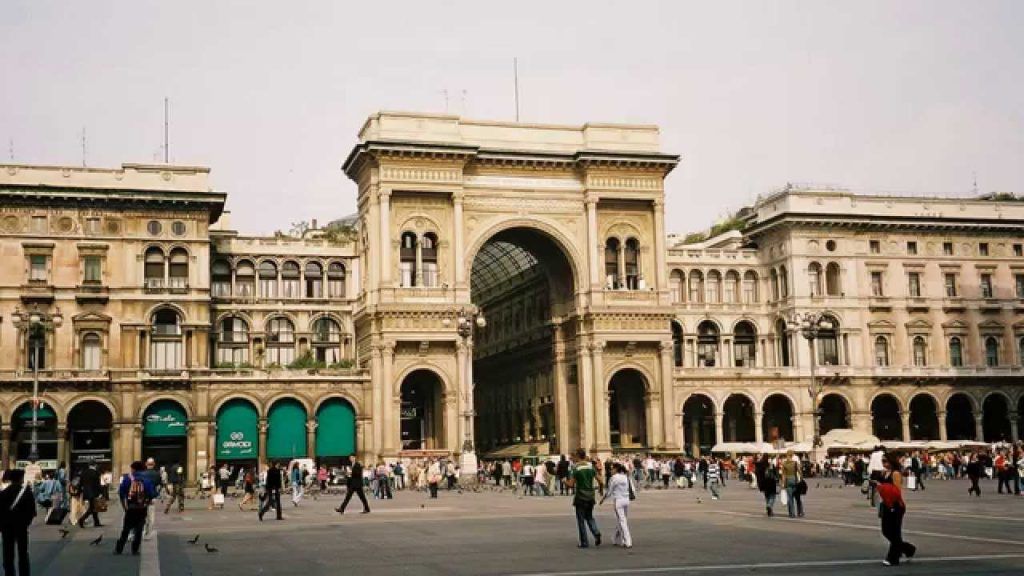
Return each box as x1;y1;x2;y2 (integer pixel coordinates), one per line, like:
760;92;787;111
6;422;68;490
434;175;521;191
779;487;788;506
797;480;808;496
213;493;225;506
94;497;109;513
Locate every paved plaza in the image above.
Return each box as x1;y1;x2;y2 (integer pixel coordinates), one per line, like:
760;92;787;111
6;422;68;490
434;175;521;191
24;477;1024;576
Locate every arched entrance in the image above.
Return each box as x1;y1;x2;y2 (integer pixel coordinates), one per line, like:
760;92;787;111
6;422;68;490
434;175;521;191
267;398;308;463
216;399;259;470
722;394;755;442
10;401;58;470
871;394;902;441
400;370;445;451
982;394;1011;443
945;394;976;440
316;398;356;465
608;369;647;449
682;394;715;457
908;395;939;440
142;400;189;473
469;226;579;454
819;394;849;435
67;400;113;476
762;394;794;444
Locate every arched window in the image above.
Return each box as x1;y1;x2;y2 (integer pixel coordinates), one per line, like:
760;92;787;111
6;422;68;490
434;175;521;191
770;269;779;301
312;317;342;364
817;315;840;365
724;271;740;304
743;271;758;303
258;260;278;299
150;309;183;370
733;321;757;367
1019;336;1024;367
168;248;189;289
913;336;927;367
949;337;963;367
874;336;890;367
144;247;165;288
825;262;841;296
985;336;999;367
689;270;704;303
697;321;720;367
400;232;417;287
421;233;438;287
671;322;684;367
808;262;823;297
328;262;346;298
216;316;250;366
624;238;640;290
281;261;301;299
604;238;620;289
779;265;789;298
669;270;684;304
776;318;791;367
265;317;295;366
235;260;255;298
305;261;323;298
211;259;231;298
706;270;722;303
82;333;102;370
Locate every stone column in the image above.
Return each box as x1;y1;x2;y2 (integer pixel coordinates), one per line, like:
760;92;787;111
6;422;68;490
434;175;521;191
369;344;384;459
900;410;911;442
616;243;625;288
657;341;676;450
937;411;948;441
381;342;396;457
378;189;392;286
647;391;663;449
591;341;610;452
1010;415;1020;444
186;422;197;484
258;419;268;469
0;425;10;470
585;198;600;289
652;199;667;294
453;192;465;288
974;413;984;442
56;423;68;471
791;414;803;444
577;344;594;452
306;421;317;459
552;325;570;453
714;410;725;446
754;411;764;444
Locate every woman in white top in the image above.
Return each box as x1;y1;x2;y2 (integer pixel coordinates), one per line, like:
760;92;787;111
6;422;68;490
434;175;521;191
600;462;633;548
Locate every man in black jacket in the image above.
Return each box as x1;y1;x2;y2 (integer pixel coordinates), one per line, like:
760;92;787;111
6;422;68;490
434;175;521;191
0;469;37;576
77;464;103;528
335;454;370;514
258;462;282;521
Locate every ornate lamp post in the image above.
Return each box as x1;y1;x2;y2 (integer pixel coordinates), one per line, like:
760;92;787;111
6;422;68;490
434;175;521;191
12;304;63;463
788;311;832;461
454;307;485;482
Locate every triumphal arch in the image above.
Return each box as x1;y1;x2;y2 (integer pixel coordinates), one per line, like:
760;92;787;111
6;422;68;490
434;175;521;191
343;112;679;463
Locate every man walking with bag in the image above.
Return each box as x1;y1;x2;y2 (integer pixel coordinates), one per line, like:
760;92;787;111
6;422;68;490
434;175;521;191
76;463;103;528
258;462;282;521
336;454;370;514
0;469;37;575
115;461;156;556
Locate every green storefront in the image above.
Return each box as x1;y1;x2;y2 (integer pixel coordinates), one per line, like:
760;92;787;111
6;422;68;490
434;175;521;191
316;399;356;464
142;400;188;473
267;399;307;461
13;404;58;466
216;399;259;463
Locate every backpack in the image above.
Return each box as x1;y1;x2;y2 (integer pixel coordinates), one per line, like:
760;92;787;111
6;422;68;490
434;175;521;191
126;476;148;510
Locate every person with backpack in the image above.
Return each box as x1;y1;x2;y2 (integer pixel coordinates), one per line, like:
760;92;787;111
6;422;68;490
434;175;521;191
0;469;37;575
115;461;156;556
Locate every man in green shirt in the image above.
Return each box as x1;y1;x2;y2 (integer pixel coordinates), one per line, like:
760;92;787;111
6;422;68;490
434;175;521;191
565;448;602;548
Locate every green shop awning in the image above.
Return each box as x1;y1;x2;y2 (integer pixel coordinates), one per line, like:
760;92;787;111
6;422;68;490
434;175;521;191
316;399;356;457
267;400;307;460
216;400;258;460
17;404;56;420
143;401;188;438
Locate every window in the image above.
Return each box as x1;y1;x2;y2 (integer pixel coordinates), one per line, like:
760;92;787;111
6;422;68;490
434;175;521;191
1016;274;1024;299
235;260;255;298
742;271;758;303
328;262;346;298
817;316;840;365
171;221;186;236
912;336;927;367
825;240;837;252
874;336;890;367
1018;337;1024;367
400;232;417;287
85;218;101;234
421;233;438;287
312;317;342;364
871;271;884;296
697;321;719;367
258;261;278;298
83;255;102;283
149;309;182;370
279;261;300;298
689;270;704;303
808;262;823;297
733;321;756;367
671;322;684;367
147;220;162;236
144;247;164;288
779;266;789;298
944;273;958;297
624;238;640;290
26;324;46;370
907;272;921;297
82;333;102;370
304;261;324;298
31;216;47;234
168;248;188;289
669;270;684;304
29;255;48;282
211;260;231;298
825;263;841;296
980;273;993;299
985;336;999;367
870;240;880;254
907;241;917;255
1015;244;1022;257
979;242;989;256
604;238;620;289
949;337;963;367
705;270;721;303
770;269;779;301
943;242;953;256
265;317;295;366
216;317;249;365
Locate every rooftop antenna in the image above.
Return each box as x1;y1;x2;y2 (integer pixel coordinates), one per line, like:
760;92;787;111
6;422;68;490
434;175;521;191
971;171;978;196
163;97;169;163
81;127;87;167
513;57;520;122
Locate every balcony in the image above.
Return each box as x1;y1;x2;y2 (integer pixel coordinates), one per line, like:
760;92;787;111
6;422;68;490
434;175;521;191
868;296;892;311
19;281;54;303
906;297;929;312
979;298;1002;313
942;297;966;312
75;283;109;304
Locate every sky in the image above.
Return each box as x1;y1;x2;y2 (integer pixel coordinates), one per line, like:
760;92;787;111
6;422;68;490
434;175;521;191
2;1;1022;236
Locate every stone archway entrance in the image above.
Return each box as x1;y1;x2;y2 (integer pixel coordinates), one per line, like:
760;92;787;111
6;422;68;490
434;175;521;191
682;395;716;457
67;400;114;476
400;369;445;451
608;369;648;449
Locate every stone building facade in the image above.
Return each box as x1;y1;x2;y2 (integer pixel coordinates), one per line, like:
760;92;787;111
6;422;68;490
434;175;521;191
0;112;1021;480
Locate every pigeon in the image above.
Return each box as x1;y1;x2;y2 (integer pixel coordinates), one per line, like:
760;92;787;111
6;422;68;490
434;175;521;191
188;534;200;545
59;529;71;539
696;497;703;504
205;543;219;553
90;535;103;546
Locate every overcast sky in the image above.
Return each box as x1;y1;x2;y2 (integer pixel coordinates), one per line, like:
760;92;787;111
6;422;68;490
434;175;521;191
2;1;1022;235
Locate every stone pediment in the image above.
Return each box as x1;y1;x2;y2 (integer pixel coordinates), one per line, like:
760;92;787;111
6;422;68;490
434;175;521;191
904;318;933;332
72;311;112;324
867;319;896;333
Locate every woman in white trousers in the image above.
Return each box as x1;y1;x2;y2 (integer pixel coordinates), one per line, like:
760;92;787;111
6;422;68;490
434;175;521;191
601;462;633;548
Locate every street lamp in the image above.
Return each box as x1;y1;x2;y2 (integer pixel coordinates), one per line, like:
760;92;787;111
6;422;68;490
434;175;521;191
12;304;63;463
788;311;832;457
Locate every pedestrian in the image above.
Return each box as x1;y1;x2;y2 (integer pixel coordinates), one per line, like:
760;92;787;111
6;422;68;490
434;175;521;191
258;462;282;521
164;463;185;514
600;462;632;549
995;452;1012;494
141;458;163;541
218;464;231;499
336;454;371;514
966;454;982;497
874;452;916;566
76;463;103;528
755;454;778;516
0;469;36;575
707;458;722;500
427;459;442;499
115;461;156;556
521;461;535;497
317;465;329;492
238;469;256;511
910;452;925;491
699;457;709;490
867;446;884;507
780;451;804;518
290;462;303;506
557;456;571;495
565;448;602;549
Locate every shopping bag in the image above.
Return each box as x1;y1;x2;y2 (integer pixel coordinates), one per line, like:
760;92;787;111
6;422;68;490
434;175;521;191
45;506;68;525
95;497;109;513
213;493;225;506
906;475;917;490
779;488;788;506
